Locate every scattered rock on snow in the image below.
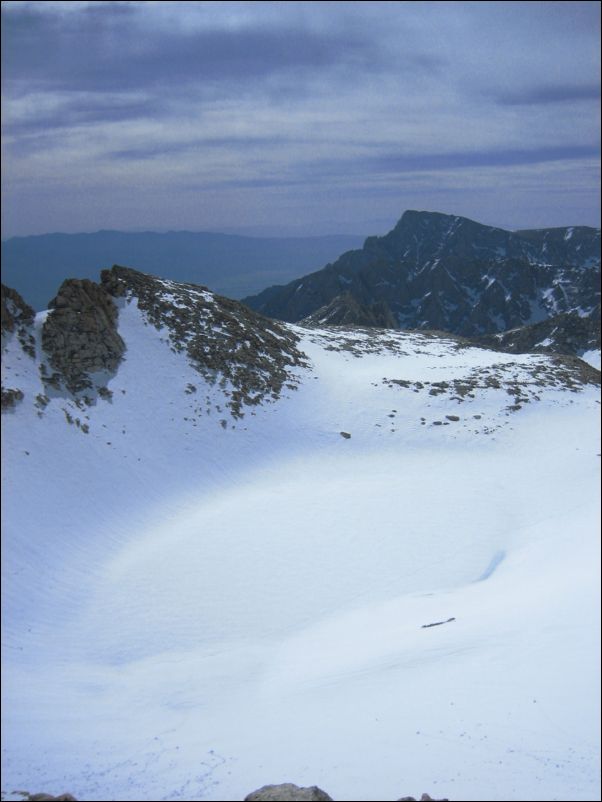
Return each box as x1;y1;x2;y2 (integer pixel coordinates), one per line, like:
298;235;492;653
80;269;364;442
244;784;333;801
339;431;351;439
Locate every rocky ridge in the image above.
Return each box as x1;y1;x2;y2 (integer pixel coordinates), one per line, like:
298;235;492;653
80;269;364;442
243;211;600;344
101;265;309;418
1;266;311;420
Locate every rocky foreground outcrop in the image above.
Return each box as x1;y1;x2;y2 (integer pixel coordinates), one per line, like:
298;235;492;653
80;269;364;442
41;278;126;394
9;264;310;415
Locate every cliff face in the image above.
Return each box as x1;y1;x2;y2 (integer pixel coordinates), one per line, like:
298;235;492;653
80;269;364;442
243;211;601;338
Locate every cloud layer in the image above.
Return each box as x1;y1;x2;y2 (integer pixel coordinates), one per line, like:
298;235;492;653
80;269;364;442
2;0;600;237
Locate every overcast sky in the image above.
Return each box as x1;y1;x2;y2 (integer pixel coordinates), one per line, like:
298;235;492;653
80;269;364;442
1;0;600;238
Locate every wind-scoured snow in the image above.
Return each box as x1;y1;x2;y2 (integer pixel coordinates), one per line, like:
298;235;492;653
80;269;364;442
1;292;600;802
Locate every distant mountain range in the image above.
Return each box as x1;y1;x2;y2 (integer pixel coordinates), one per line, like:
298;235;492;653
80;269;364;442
0;229;365;312
243;211;601;343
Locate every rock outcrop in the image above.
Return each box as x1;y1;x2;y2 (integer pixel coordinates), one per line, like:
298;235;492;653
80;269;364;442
244;784;333;801
41;278;125;394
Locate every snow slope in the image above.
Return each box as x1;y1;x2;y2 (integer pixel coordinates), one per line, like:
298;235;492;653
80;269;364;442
2;288;601;802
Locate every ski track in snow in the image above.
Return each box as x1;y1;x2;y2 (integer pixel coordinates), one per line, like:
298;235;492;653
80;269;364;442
1;298;601;802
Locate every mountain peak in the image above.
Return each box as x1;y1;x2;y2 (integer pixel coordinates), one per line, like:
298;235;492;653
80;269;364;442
244;212;601;341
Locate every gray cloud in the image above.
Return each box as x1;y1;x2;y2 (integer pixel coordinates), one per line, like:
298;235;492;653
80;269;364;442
495;83;601;105
368;145;602;173
1;4;376;97
3;97;161;137
106;135;300;162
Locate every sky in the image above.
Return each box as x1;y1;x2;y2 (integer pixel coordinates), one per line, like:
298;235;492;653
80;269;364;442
1;0;600;238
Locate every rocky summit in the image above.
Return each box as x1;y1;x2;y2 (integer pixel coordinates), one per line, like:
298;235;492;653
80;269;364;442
243;210;600;341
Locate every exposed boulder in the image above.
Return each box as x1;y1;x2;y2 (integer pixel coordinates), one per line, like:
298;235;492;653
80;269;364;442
41;278;125;394
244;784;333;801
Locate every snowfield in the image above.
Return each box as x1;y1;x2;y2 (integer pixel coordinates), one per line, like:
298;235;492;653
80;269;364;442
2;294;601;802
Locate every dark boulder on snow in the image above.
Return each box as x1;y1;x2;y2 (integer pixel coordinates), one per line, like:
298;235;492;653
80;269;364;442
42;277;125;394
244;783;333;801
